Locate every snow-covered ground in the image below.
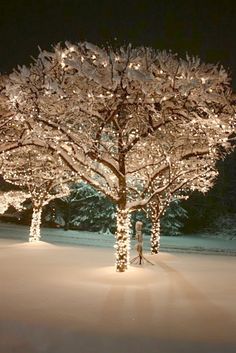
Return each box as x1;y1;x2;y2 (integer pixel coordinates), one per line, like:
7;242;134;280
1;221;236;255
0;225;236;353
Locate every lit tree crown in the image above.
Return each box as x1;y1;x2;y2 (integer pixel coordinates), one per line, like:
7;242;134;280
1;42;235;208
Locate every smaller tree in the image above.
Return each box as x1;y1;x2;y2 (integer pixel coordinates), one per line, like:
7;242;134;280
148;196;188;254
142;155;219;254
0;147;73;241
66;183;116;233
161;199;188;236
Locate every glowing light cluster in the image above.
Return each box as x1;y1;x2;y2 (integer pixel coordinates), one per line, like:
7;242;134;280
0;146;73;242
29;207;42;242
0;191;29;215
114;209;131;272
150;219;160;254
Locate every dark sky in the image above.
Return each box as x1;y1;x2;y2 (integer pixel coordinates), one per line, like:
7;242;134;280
0;0;236;89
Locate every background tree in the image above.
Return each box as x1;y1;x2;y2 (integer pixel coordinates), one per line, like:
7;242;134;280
160;199;188;236
45;182;116;232
1;42;235;271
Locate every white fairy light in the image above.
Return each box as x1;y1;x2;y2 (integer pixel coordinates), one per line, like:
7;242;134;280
29;206;43;242
114;208;131;272
0;191;29;215
0;145;72;243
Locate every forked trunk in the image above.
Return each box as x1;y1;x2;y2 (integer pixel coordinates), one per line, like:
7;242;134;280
29;206;43;242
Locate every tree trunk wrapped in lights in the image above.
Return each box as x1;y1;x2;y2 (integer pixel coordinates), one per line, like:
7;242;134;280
29;205;43;242
149;200;161;254
149;196;186;254
115;208;131;272
115;146;131;272
0;146;72;242
150;217;161;254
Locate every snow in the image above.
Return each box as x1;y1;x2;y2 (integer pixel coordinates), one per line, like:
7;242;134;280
1;222;236;255
0;225;236;352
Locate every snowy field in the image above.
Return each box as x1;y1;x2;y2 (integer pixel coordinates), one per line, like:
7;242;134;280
0;226;236;353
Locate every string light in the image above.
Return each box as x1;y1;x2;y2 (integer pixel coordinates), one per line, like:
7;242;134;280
29;206;43;242
0;146;72;242
114;208;131;272
0;191;29;215
150;217;160;254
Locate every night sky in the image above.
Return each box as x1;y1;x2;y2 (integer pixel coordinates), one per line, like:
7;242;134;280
0;0;236;89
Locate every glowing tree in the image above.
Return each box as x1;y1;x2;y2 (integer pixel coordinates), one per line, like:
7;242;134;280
1;42;235;271
146;159;218;254
0;190;29;215
0;147;72;241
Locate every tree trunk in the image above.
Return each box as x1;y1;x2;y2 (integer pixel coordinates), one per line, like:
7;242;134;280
115;207;130;272
150;217;160;254
115;124;130;272
115;112;131;272
29;206;43;242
